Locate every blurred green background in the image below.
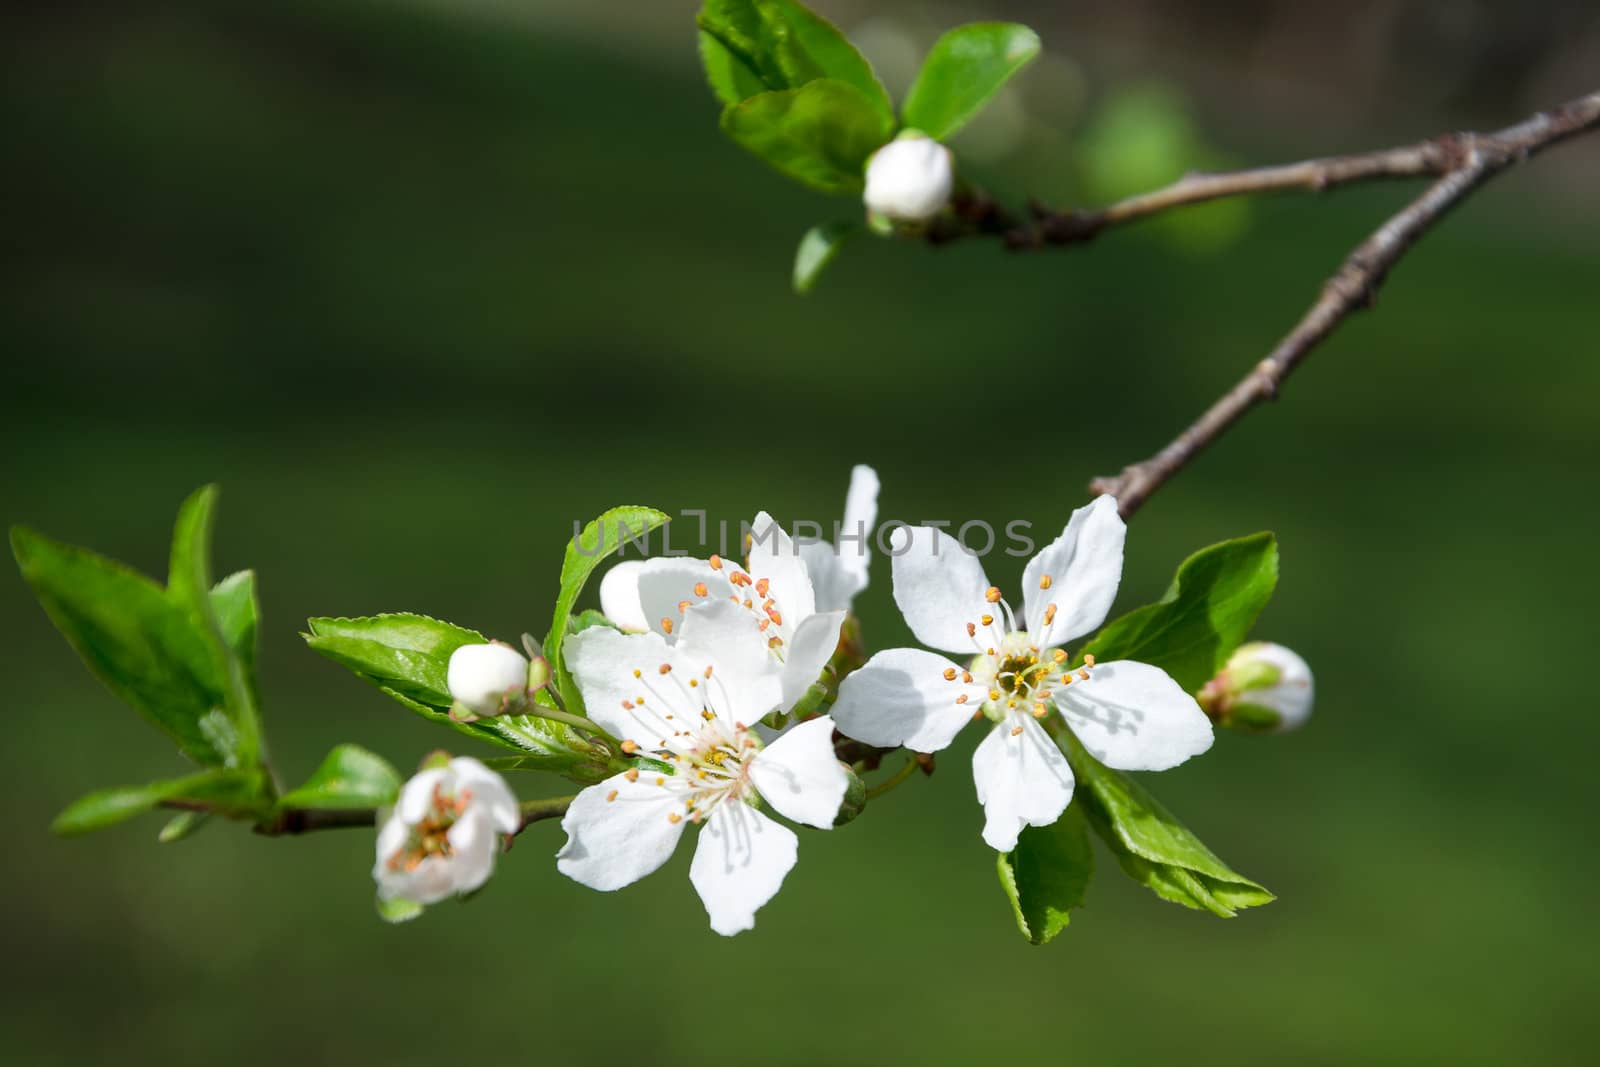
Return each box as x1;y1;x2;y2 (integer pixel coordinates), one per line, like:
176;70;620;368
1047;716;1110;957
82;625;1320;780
4;1;1598;1063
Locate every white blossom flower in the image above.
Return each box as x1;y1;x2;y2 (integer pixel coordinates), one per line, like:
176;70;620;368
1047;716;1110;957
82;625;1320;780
596;510;849;710
447;642;531;716
864;135;954;222
557;600;848;935
830;496;1214;852
373;757;520;906
1200;641;1314;733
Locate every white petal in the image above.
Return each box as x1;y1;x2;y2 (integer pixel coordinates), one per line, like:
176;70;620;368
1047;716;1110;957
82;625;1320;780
972;715;1075;852
797;540;858;617
396;767;447;825
555;773;687;891
565;627;699;751
689;801;798;936
598;560;648;632
829;648;984;752
749;715;847;829
448;757;520;834
778;610;844;711
1022;495;1126;648
888;525;995;655
444;808;499;895
746;512;816;624
676;599;786;724
1055;660;1214;771
828;464;879;607
633;557;732;641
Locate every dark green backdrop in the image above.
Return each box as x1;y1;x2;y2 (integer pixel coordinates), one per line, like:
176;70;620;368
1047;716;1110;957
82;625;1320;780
4;2;1597;1064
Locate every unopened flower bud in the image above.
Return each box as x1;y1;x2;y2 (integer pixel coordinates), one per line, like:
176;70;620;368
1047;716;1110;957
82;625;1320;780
1198;642;1314;733
864;133;953;223
832;763;867;827
447;642;533;717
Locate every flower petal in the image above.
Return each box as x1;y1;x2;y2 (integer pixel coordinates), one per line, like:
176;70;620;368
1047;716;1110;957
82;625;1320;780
830;648;984;752
555;772;687;892
749;715;847;829
1055;659;1214;771
746;512;817;624
1022;495;1126;647
677;598;786;724
448;757;520;834
889;525;995;655
779;609;845;711
565;627;699;751
396;767;447;825
443;808;499;895
971;715;1075;852
633;557;732;641
598;560;648;632
806;464;879;614
689;800;798;936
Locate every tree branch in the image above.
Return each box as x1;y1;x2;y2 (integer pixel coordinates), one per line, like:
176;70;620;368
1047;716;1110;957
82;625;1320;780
1077;89;1600;517
161;793;574;837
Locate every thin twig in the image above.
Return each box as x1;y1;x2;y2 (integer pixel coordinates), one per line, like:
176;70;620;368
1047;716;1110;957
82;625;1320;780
161;792;575;837
1083;90;1600;517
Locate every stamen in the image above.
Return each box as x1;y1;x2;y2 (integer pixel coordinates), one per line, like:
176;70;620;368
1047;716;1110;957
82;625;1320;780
624;769;639;782
606;789;619;802
981;614;994;626
1039;575;1053;590
1053;649;1067;663
709;555;723;571
1010;725;1024;736
985;586;1003;603
620;740;639;753
668;812;682;824
755;578;770;597
942;668;957;681
658;663;672;675
677;600;692;614
1043;603;1057;626
1083;654;1096;667
955;694;969;704
694;581;708;597
660;617;674;634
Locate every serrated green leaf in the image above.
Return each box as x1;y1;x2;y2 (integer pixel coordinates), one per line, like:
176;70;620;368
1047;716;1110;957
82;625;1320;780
1082;532;1278;691
280;743;402;810
1065;736;1272;917
793;220;858;293
547;506;670;714
304;613;485;708
52;767;269;836
157;809;211;843
997;804;1093;944
697;0;892;121
902;22;1040;141
12;525;231;765
168;486;263;767
721;79;894;195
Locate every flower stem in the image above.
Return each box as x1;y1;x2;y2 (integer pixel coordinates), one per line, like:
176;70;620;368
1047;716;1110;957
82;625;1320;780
517;794;575;833
527;707;609;738
865;756;920;802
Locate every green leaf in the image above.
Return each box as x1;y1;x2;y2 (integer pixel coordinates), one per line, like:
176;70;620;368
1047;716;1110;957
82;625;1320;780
1066;737;1272;917
304;613;485;708
721;79;894;195
1082;532;1278;692
997;804;1093;944
168;486;263;766
547;506;670;714
157;809;210;843
901;22;1041;141
279;744;402;810
12;526;231;765
567;609;620;637
52;768;269;836
210;570;259;674
793;221;858;293
697;0;893;121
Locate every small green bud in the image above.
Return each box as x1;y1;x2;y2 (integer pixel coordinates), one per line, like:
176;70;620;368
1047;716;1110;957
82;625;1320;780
833;763;867;827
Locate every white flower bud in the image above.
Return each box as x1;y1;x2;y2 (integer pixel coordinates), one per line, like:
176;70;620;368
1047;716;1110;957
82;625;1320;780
374;757;520;909
1200;642;1314;733
863;135;954;223
447;642;530;716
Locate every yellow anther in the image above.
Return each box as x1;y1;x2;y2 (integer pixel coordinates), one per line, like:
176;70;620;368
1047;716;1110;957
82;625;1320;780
955;694;969;705
942;668;957;681
688;679;699;688
1010;725;1025;736
1033;702;1048;717
1039;575;1053;590
677;600;692;614
1053;649;1067;663
985;586;1003;603
621;699;634;710
1083;654;1096;667
981;614;994;626
988;689;1001;701
655;776;665;786
768;635;784;648
1078;669;1090;681
660;617;674;634
620;740;639;753
755;578;770;597
624;768;639;782
962;671;973;683
709;554;723;571
658;663;672;675
1043;604;1057;626
632;669;642;678
668;812;682;824
606;789;619;802
694;581;708;597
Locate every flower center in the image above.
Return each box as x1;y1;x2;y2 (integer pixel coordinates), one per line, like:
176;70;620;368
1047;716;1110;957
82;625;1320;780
386;783;472;872
957;587;1098;732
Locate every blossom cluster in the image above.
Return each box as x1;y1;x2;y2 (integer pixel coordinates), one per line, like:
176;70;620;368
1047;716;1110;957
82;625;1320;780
374;467;1312;934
